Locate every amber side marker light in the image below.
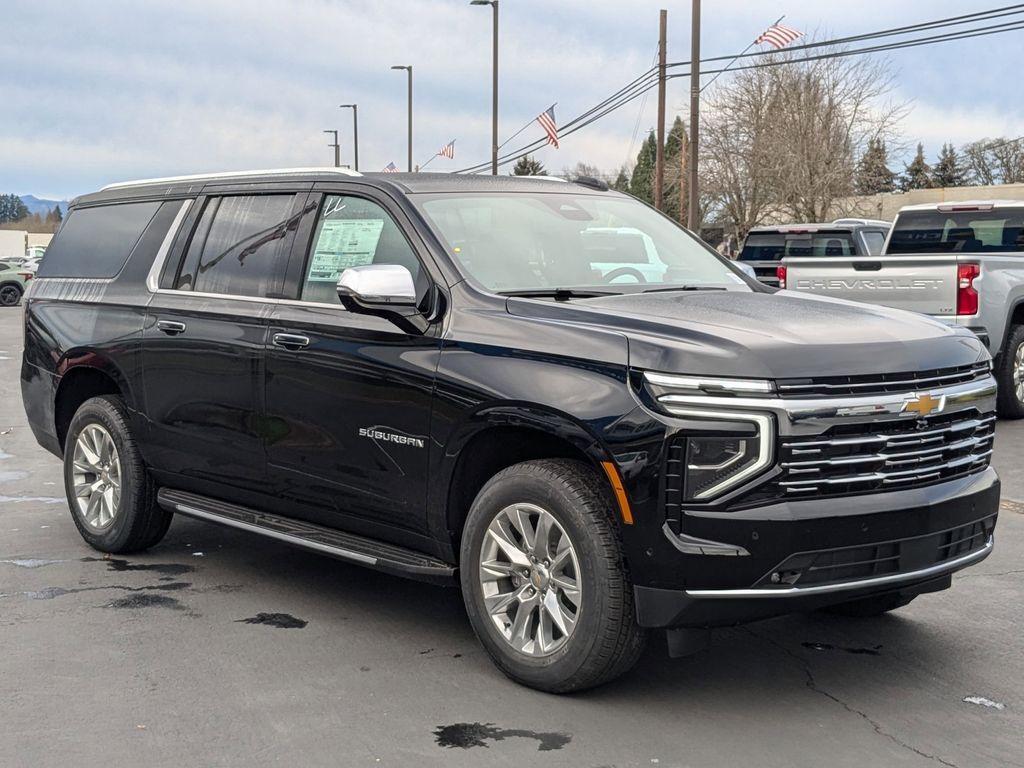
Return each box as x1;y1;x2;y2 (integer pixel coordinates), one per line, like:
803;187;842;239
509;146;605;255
600;461;634;525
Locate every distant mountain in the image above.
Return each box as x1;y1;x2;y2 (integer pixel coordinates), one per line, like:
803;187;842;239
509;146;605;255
19;195;69;216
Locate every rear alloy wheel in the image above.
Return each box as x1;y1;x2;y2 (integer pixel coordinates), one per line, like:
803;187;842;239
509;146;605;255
995;324;1024;419
461;459;646;693
63;395;173;553
0;284;22;306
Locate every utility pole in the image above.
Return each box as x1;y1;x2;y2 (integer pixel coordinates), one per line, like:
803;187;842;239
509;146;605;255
471;0;500;175
339;104;359;171
679;129;688;223
323;129;340;167
687;0;701;230
391;65;413;171
654;9;667;210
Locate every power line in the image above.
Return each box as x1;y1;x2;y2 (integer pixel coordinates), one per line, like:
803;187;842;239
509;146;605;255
455;6;1024;173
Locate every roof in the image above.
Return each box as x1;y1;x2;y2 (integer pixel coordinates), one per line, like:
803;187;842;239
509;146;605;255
897;199;1024;213
76;168;611;207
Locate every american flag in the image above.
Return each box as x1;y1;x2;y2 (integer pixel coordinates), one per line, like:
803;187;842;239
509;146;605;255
382;161;400;173
755;23;803;49
536;105;559;148
439;139;456;159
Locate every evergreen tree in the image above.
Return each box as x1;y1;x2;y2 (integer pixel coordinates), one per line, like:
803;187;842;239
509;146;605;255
0;194;30;225
855;138;895;195
663;116;688;221
511;155;545;176
611;167;631;193
932;142;966;188
629;132;657;205
900;143;932;191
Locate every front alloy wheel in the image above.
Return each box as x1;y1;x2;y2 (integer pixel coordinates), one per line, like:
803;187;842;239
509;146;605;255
0;285;22;306
479;502;582;657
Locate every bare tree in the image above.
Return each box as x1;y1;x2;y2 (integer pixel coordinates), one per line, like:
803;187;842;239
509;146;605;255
962;138;1024;185
701;42;906;231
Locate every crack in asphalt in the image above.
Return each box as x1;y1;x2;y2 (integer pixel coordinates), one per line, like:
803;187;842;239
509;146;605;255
957;568;1024;580
744;627;961;768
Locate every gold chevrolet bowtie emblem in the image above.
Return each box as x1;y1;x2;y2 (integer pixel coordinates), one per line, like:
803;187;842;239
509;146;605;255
904;393;942;416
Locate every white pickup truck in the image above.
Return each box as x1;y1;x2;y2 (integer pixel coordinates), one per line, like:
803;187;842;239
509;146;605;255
780;201;1024;418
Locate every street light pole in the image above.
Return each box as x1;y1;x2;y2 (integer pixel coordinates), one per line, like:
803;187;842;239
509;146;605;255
323;129;340;167
339;104;359;171
391;65;413;172
471;0;499;175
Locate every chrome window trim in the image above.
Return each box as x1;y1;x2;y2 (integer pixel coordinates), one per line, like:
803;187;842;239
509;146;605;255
666;408;774;499
146;198;194;293
685;537;992;598
152;287;348;311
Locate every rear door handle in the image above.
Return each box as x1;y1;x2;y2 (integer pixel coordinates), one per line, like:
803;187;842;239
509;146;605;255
852;261;883;271
273;333;311;350
156;320;187;335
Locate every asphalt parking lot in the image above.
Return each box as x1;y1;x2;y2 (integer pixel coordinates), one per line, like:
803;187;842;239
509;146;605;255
0;308;1021;768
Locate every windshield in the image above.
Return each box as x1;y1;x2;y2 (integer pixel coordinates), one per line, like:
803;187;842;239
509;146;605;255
888;209;1024;253
740;231;856;260
415;192;748;293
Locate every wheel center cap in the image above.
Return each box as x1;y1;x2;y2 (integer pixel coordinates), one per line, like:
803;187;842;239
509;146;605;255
530;565;550;591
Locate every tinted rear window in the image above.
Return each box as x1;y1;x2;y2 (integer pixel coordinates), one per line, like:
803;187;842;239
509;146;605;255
37;201;160;278
739;231;855;260
174;194;298;297
888;210;1024;253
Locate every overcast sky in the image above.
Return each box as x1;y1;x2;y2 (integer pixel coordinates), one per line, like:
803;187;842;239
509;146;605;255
2;0;1022;200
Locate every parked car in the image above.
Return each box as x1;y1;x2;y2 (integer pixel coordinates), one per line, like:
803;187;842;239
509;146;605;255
0;261;33;306
21;169;999;692
779;201;1024;418
739;218;891;287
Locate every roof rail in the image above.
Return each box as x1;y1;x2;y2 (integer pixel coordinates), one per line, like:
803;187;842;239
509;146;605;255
572;176;610;191
517;175;568;182
101;167;362;191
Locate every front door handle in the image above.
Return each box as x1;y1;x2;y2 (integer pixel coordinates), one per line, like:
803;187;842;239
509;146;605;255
156;319;187;335
273;333;311;350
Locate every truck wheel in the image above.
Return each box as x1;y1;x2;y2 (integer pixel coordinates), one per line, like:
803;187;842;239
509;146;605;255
819;593;915;617
460;459;646;693
0;284;22;306
63;395;173;553
995;324;1024;419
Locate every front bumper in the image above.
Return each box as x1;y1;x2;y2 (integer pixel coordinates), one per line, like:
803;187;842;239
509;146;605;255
634;467;999;627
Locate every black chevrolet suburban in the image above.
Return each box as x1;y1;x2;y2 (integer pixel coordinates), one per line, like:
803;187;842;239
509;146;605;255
22;169;999;692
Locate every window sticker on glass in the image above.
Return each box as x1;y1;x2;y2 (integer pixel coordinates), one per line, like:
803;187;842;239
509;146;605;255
308;218;385;282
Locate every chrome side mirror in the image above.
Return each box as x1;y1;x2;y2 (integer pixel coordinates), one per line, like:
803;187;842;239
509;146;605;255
337;264;417;306
735;262;757;280
336;264;429;334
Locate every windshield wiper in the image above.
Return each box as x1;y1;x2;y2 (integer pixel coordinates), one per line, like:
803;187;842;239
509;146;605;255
640;285;727;293
500;288;622;301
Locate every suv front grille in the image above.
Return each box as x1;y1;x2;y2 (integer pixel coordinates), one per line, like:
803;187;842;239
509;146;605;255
759;411;995;500
753;515;995;588
775;362;990;398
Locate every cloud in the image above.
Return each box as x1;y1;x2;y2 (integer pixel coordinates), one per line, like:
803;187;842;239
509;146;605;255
1;0;1020;197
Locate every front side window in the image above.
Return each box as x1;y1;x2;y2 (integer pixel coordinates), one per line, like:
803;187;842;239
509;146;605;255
416;192;744;293
861;231;886;255
299;195;423;304
176;195;298;296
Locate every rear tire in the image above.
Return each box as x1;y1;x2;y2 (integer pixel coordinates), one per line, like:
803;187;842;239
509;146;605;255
819;593;915;617
995;324;1024;419
63;395;172;553
460;459;646;693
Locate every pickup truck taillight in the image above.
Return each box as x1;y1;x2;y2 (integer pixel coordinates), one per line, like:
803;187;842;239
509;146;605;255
776;265;787;289
957;263;980;315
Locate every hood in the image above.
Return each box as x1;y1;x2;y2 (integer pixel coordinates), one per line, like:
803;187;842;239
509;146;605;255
506;290;988;379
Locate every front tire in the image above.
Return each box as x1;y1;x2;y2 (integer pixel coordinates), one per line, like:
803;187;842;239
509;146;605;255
995;324;1024;419
63;395;172;553
460;459;646;693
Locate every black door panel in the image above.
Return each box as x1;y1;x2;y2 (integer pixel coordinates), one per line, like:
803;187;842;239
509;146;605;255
264;304;440;533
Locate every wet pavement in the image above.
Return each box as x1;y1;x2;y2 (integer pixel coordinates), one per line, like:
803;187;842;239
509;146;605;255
1;307;1022;767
